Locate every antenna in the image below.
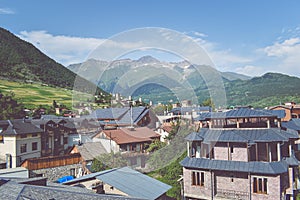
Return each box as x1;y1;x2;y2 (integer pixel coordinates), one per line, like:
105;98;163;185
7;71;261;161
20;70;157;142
130;104;133;128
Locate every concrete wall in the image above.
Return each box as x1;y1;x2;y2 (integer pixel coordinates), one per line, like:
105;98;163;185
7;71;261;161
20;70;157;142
0;135;16;167
16;135;41;166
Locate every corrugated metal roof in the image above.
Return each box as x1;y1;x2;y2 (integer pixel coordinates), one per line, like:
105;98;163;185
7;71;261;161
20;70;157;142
0;179;140;200
196;108;278;121
180;157;288;175
282;119;300;131
96;167;171;200
185;128;298;143
93;107;129;120
169;106;212;114
185;132;204;141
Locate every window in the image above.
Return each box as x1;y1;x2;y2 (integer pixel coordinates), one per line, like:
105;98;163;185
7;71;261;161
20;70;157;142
32;133;38;137
192;171;204;186
20;144;27;153
32;142;38;151
64;137;68;145
20;134;27;139
230;146;234;153
253;177;267;194
0;135;3;143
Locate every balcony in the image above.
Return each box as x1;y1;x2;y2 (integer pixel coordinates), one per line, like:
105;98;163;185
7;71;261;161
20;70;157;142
216;189;249;200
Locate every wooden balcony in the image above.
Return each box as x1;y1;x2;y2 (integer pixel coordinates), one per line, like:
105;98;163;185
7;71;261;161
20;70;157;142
21;153;81;170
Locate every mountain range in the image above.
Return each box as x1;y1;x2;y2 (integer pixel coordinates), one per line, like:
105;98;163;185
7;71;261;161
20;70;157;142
67;56;300;108
0;27;106;95
1;26;300;109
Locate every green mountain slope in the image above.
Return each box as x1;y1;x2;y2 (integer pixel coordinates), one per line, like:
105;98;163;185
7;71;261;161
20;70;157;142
0;27;105;94
224;72;300;107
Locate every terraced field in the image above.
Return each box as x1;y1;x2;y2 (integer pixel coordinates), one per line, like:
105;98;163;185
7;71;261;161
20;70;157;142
0;79;74;108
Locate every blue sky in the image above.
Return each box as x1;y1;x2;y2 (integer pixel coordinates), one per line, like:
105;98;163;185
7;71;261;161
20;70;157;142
1;0;300;77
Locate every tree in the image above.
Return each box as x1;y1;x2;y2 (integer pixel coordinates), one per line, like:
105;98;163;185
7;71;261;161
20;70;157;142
202;98;215;110
165;119;181;141
146;139;167;153
91;152;128;172
0;92;25;120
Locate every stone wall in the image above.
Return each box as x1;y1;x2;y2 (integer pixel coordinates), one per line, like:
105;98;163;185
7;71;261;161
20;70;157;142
29;163;81;182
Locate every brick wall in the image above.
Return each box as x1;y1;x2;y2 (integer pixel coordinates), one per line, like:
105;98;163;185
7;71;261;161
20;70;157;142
231;146;248;162
214;171;249;193
251;175;281;200
214;146;228;160
214;145;248;162
183;168;212;199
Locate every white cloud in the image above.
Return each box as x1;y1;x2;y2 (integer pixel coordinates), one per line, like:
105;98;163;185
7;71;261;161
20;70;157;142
264;37;300;57
235;65;266;77
18;30;106;66
0;8;14;14
261;36;300;77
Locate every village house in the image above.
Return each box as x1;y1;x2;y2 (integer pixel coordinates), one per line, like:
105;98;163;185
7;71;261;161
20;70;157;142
92;106;151;129
95;127;160;153
69;142;108;174
270;102;300;121
181;108;300;200
63;166;172;200
0;119;43;168
94;127;160;168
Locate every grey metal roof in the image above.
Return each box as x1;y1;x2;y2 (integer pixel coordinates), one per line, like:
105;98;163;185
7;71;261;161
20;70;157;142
185;132;204;141
95;167;171;200
116;107;149;125
263;109;286;119
185;128;298;143
197;108;278;121
282;119;300;131
169;106;212;114
0;179;140;200
93;107;129;120
63;168;116;185
282;154;299;167
180;157;288;175
93;107;149;126
0;119;43;135
75;142;108;161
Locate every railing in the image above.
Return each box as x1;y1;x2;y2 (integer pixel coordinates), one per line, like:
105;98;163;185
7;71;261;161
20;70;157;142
216;189;249;200
21;153;81;170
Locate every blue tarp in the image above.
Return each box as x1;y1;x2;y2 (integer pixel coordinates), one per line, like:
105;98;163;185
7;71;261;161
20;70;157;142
57;175;74;183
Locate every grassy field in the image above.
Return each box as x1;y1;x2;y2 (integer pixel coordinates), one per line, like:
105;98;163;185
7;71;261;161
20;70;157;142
0;79;75;108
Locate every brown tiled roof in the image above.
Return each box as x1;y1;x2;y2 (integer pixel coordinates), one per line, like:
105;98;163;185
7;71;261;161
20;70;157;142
162;125;173;133
102;127;160;145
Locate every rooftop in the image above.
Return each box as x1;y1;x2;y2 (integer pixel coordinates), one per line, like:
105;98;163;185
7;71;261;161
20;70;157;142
185;128;299;143
0;179;139;200
0;119;43;135
64;167;171;200
102;127;160;145
196;108;279;121
74;142;108;161
180;157;290;175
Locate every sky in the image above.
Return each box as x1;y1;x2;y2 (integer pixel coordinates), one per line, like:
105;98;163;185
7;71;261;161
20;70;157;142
1;0;300;77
